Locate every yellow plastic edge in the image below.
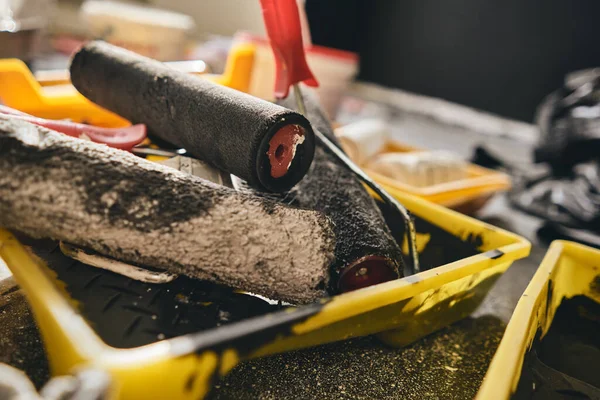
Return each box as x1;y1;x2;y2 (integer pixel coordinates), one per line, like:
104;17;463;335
476;240;600;400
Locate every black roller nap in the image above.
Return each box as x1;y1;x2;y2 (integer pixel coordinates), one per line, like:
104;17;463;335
70;41;315;192
281;90;404;292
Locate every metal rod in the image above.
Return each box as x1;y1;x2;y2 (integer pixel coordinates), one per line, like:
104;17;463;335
293;85;420;274
131;147;187;157
60;242;178;284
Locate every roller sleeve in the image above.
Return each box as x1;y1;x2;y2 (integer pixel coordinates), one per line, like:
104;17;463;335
69;41;315;192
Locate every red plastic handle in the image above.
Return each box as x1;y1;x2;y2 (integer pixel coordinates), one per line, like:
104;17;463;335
0;105;146;151
260;0;318;98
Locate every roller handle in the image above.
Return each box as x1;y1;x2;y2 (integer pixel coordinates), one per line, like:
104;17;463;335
259;0;318;98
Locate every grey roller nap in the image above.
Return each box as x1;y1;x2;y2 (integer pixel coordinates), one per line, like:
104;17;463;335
69;41;315;193
0;116;335;304
240;88;404;293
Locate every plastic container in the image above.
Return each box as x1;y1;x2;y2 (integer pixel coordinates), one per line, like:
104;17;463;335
477;240;600;400
81;0;195;61
236;32;359;118
0;188;529;400
366;141;512;214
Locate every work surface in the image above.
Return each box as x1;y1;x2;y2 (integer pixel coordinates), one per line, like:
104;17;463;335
0;91;547;399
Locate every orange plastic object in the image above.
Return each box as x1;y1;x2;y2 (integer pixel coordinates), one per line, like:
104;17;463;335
0;59;129;127
206;42;255;94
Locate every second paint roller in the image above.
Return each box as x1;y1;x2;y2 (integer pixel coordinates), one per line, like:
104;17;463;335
69;41;315;192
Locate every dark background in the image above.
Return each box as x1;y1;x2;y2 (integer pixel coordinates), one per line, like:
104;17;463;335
306;0;600;122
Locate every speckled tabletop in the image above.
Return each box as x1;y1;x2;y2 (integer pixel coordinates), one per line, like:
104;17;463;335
0;88;549;399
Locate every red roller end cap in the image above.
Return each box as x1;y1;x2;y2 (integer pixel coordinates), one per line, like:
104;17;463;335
338;256;399;293
267;124;305;179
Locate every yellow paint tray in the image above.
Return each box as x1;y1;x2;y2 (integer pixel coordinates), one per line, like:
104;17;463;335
365;142;512;214
0;189;529;399
477;241;600;399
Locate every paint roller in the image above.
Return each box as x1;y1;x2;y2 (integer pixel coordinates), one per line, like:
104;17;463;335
69;41;315;192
